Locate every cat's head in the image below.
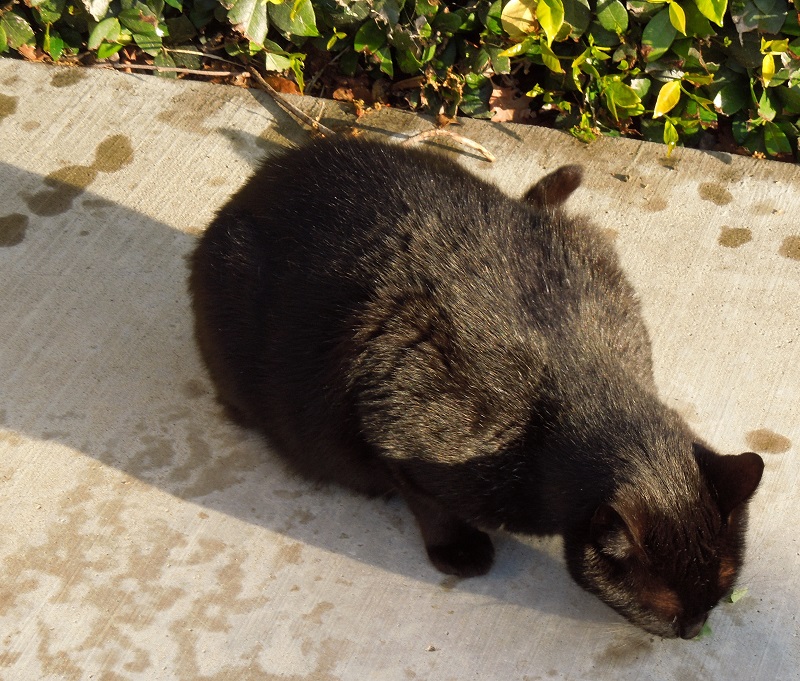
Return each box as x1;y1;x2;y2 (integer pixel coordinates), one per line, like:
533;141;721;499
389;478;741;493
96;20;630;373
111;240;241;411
566;445;764;639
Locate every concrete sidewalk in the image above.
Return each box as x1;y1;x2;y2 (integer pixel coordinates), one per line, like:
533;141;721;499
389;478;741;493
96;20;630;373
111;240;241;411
0;58;798;680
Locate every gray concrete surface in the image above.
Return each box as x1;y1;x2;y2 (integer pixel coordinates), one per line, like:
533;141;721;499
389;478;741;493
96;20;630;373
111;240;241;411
0;58;798;680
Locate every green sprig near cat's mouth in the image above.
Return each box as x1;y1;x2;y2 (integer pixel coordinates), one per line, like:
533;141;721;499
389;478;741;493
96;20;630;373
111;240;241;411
692;587;748;639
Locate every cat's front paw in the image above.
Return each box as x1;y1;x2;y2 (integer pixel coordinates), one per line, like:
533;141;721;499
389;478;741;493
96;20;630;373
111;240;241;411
426;526;494;577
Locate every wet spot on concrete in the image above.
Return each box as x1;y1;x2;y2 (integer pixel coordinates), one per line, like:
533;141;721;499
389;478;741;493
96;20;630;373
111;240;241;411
596;634;653;664
93;134;134;173
718;226;752;248
182;379;207;399
23;165;97;216
601;227;619;241
746;429;791;454
613;173;631;182
0;94;18;120
303;601;334;625
157;90;226;134
751;201;777;216
22;135;133;216
208;176;227;187
50;69;86;88
275;541;304;568
699;182;733;206
642;197;668;213
22;120;40;132
0;213;29;247
778;236;800;261
78;230;89;236
440;575;461;591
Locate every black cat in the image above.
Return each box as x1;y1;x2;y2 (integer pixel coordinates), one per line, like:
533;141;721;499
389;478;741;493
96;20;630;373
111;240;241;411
189;137;763;639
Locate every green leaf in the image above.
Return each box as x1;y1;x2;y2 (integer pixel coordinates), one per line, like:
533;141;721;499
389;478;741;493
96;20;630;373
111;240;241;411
154;50;177;78
35;0;66;25
264;50;292;71
663;118;679;155
269;0;319;37
83;0;112;21
693;622;713;640
758;88;777;120
694;0;727;26
227;0;269;44
499;36;534;57
354;20;386;52
602;78;644;120
97;42;125;58
654;79;682;117
132;31;163;55
501;0;537;39
596;0;628;33
0;11;35;49
88;17;122;49
485;0;504;34
164;0;182;9
561;0;591;37
728;587;748;603
763;123;790;157
164;15;197;43
714;83;749;116
537;0;565;45
118;8;162;36
642;8;677;62
777;85;800;114
540;39;564;72
669;1;687;33
0;24;7;54
682;1;714;36
43;26;65;61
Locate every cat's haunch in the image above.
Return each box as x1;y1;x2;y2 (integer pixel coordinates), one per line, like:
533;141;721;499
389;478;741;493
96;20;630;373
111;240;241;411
189;137;763;639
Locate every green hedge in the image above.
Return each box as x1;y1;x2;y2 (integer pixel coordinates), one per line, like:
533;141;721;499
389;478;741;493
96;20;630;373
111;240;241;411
2;0;799;159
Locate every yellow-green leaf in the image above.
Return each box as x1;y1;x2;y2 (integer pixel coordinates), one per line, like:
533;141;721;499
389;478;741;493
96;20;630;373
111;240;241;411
668;1;686;34
537;0;564;45
541;40;564;73
498;37;533;57
501;0;538;40
654;80;682;118
762;52;775;86
694;0;726;26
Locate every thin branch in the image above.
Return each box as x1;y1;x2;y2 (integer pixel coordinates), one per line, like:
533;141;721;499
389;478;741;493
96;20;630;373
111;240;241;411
402;128;496;163
95;63;237;77
248;66;336;137
163;48;241;67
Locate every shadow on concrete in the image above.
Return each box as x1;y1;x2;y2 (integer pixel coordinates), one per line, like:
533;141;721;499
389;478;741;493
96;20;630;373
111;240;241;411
0;159;620;631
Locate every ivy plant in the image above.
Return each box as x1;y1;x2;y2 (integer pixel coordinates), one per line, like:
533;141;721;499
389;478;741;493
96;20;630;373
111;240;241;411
1;0;798;160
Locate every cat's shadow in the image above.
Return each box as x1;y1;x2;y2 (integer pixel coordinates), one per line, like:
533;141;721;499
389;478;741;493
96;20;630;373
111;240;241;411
0;160;618;629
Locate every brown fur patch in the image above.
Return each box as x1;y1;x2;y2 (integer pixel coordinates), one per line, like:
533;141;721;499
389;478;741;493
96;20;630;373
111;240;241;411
719;557;737;591
642;586;681;620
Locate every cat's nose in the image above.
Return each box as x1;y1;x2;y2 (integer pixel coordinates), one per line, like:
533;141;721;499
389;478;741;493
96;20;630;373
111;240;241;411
679;613;708;640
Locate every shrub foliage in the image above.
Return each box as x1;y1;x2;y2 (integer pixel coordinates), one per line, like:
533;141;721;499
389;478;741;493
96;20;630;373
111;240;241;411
2;0;799;158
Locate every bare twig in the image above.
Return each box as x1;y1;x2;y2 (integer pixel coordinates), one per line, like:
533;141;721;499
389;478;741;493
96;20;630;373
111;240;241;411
402;128;496;163
163;48;241;67
95;63;236;77
304;47;349;95
248;66;336;137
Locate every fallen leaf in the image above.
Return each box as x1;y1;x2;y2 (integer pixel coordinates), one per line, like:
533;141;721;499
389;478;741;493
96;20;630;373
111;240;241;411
489;86;532;123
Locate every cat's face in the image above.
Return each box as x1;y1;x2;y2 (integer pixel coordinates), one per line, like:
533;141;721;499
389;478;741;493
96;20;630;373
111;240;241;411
567;449;763;639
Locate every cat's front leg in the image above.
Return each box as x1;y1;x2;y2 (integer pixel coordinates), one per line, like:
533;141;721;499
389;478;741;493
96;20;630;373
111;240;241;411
392;469;494;577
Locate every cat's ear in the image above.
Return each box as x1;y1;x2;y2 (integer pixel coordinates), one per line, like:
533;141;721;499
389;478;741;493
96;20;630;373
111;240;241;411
693;443;764;518
523;165;583;210
590;503;645;560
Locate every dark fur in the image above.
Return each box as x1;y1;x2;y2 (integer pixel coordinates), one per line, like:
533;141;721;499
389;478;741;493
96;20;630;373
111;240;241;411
189;137;763;639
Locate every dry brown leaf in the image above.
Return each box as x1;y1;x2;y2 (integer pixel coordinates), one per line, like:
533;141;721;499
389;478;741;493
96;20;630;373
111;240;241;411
489;86;532;123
